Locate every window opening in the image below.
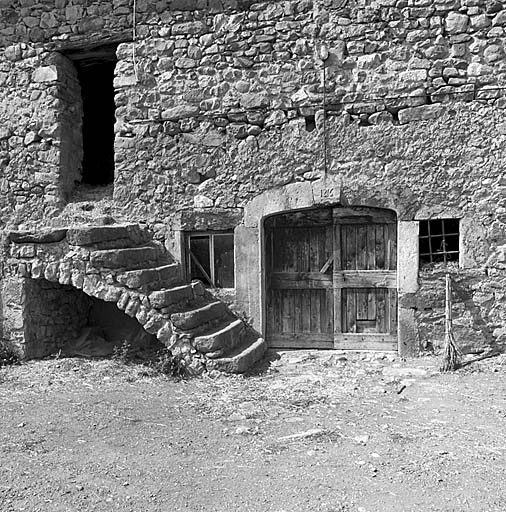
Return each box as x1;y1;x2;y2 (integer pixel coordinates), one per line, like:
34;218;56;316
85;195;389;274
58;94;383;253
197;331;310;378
67;44;118;186
305;115;316;132
419;219;459;265
186;232;234;288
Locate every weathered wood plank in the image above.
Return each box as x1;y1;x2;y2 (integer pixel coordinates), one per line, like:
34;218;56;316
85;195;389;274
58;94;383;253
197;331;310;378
310;289;321;333
375;224;385;269
269;333;334;349
389;288;398;334
333;221;342;335
341;287;347;332
356;288;368;320
267;289;281;335
367;287;376;321
345;288;356;333
334;223;342;271
344;225;357;270
270;272;333;289
267;208;333;228
376;288;387;333
333;271;396;288
266;289;273;335
302;289;311;332
285;229;298;272
384;226;391;271
357;225;368;270
325;289;334;333
294;289;303;333
335;333;397;343
366;225;376;270
334;336;397;351
389;223;397;269
319;226;327;271
333;207;396;224
308;228;320;272
281;290;293;333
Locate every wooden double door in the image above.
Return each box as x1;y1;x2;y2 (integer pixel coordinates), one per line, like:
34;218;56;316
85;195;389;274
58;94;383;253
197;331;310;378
265;206;398;350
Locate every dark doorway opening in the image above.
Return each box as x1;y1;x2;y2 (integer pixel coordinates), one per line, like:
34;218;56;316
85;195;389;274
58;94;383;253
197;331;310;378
68;44;117;186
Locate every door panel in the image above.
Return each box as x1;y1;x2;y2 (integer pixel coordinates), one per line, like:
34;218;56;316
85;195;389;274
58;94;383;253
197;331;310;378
334;209;397;350
265;207;397;350
265;209;334;348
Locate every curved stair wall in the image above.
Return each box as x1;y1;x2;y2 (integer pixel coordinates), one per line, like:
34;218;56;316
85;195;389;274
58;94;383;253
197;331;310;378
2;224;265;373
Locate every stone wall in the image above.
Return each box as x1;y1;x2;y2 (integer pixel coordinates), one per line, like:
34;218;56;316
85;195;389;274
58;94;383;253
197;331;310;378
1;0;506;354
23;278;91;358
0;46;83;227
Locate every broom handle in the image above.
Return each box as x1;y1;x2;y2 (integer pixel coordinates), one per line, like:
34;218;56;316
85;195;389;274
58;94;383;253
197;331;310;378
445;273;452;330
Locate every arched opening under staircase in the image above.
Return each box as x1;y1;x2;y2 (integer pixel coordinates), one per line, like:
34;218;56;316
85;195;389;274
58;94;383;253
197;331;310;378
23;278;159;359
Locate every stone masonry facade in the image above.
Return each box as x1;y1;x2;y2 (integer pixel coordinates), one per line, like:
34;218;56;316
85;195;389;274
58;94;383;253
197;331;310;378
1;0;506;359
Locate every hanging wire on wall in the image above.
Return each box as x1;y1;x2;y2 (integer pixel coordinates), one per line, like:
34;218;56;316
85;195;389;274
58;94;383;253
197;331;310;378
320;44;330;176
132;0;139;82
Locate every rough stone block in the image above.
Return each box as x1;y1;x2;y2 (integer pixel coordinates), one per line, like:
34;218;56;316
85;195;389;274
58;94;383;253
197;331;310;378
194;318;245;354
143;311;166;334
171;301;227;330
161;104;200;121
90;246;161;270
116;263;181;291
156;323;173;344
102;286;122;303
207;337;266;373
8;228;67;244
445;12;468;34
149;284;194;309
67;224;149;248
33;66;58;83
398;104;446;124
116;290;131;310
124;297;141;317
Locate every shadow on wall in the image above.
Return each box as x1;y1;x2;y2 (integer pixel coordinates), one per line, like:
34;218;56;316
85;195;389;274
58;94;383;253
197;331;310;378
416;270;501;355
452;278;500;354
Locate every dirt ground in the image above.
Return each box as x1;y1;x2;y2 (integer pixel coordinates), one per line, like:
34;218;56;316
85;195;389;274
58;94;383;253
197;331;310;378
1;350;506;512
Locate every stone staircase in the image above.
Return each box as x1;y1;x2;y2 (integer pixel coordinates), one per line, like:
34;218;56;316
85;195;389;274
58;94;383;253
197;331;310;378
7;222;266;373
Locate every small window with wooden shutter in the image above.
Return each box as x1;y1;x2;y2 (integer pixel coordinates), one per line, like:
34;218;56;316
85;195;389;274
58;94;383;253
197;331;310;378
419;219;459;266
185;232;234;288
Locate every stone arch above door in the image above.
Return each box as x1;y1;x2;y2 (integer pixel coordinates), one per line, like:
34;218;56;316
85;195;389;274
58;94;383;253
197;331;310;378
242;175;403;229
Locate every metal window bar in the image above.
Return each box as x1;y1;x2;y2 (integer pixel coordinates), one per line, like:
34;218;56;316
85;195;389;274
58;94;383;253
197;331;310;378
441;219;447;264
209;233;216;286
419;219;459;264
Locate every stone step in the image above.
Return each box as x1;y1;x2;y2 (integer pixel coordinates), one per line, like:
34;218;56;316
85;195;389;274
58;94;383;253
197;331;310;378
8;228;68;244
194;318;245;356
207;336;266;374
90;246;164;270
149;281;205;312
171;301;228;331
67;224;151;249
116;263;182;292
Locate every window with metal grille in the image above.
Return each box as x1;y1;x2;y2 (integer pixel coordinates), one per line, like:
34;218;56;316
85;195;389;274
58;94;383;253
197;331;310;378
185;232;235;288
419;219;459;265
